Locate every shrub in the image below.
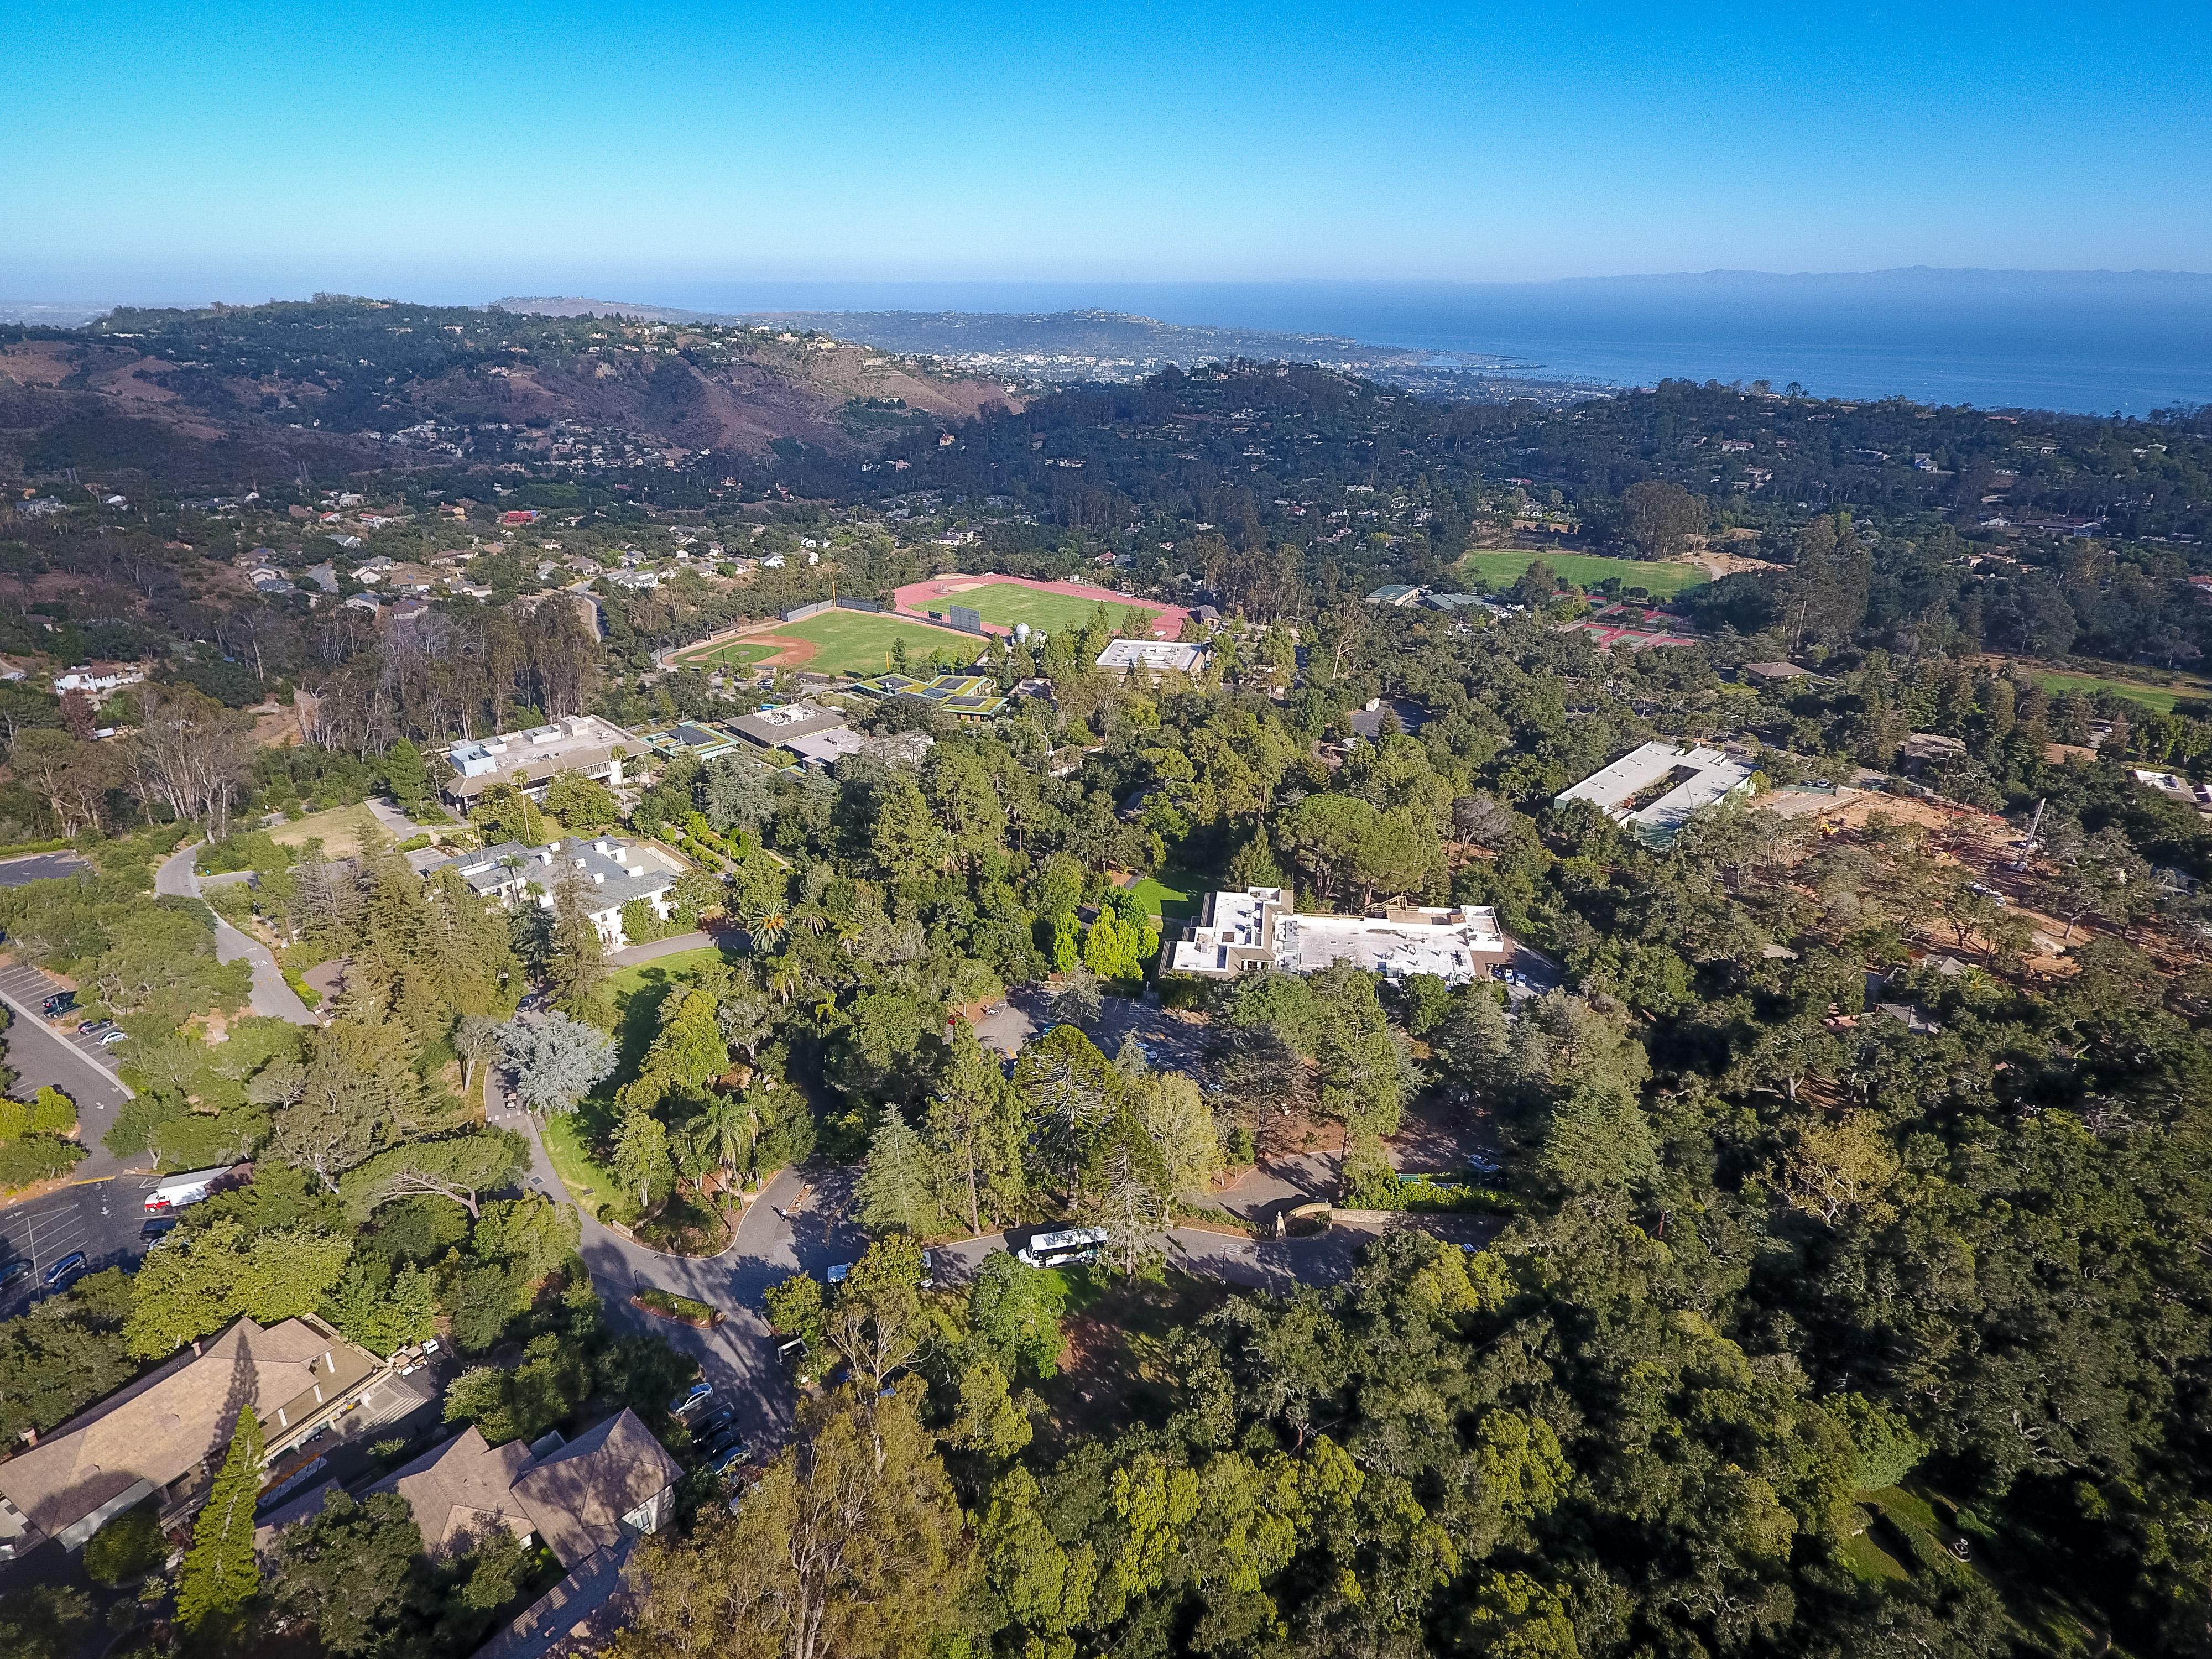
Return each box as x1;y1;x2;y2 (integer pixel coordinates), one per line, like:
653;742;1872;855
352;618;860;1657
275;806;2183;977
632;1287;718;1326
0;1135;85;1192
84;1508;165;1584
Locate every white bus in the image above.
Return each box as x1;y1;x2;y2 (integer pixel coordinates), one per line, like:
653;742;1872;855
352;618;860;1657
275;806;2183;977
1016;1227;1107;1270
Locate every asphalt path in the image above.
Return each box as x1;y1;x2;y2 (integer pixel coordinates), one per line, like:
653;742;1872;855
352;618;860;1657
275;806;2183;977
154;842;316;1025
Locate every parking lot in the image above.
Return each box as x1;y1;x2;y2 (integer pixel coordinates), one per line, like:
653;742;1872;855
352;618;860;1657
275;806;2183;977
0;961;138;1099
0;1179;159;1310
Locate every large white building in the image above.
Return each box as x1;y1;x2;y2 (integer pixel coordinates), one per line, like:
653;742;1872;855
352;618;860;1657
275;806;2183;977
1165;886;1506;985
1554;741;1756;846
1095;639;1207;676
425;835;681;948
438;714;635;807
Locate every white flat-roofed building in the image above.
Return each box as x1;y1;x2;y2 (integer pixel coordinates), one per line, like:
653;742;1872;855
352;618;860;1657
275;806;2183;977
1554;741;1756;846
1095;639;1206;675
1166;885;1505;985
438;714;635;805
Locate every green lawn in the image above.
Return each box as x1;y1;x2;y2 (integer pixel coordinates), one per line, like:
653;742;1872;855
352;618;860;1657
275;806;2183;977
541;1108;618;1221
542;946;736;1221
941;581;1160;636
268;802;384;858
2032;670;2189;714
1453;550;1709;598
1122;873;1199;922
771;609;985;676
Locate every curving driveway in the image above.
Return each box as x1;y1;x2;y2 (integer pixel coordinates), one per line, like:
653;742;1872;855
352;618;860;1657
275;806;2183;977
155;842;317;1025
484;1061;1499;1444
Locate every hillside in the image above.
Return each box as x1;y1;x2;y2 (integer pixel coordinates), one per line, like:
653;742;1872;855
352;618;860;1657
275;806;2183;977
498;295;1609;404
0;296;1019;487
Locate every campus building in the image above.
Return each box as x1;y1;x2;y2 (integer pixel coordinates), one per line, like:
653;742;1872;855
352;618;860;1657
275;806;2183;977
1554;741;1756;846
437;715;636;807
0;1314;384;1559
425;836;681;948
1165;886;1507;985
1094;639;1207;676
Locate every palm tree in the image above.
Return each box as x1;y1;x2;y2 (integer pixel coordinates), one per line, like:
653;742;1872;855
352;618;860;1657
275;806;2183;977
687;1092;759;1213
745;905;789;951
768;963;802;1004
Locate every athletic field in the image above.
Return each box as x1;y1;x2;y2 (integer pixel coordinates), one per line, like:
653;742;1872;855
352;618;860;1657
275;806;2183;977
753;609;982;676
670;638;781;672
1454;551;1709;598
943;580;1162;635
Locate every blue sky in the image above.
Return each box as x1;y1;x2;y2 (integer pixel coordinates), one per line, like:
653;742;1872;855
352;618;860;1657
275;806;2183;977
3;1;2207;301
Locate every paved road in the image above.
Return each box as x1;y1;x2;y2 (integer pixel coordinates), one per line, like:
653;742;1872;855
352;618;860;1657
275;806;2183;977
0;852;90;888
608;931;721;968
155;842;317;1025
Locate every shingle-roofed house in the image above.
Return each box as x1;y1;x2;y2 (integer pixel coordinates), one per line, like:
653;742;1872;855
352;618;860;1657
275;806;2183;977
0;1314;382;1557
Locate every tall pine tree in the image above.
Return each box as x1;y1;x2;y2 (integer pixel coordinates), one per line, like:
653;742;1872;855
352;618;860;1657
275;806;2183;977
546;865;613;1028
178;1403;264;1640
923;1019;1026;1235
858;1104;939;1235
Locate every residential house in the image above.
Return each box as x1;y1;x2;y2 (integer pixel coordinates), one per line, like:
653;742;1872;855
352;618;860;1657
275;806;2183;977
53;662;147;702
260;1410;680;1659
0;1315;383;1558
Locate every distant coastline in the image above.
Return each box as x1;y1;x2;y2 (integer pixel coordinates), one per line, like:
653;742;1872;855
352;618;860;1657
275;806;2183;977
597;270;2212;416
15;269;2211;416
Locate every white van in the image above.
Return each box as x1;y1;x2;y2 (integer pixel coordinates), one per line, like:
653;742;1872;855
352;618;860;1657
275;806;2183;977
1016;1227;1107;1269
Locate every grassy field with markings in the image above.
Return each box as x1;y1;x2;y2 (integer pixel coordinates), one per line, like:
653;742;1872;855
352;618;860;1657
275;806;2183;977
1453;550;1709;597
768;609;985;675
941;581;1160;635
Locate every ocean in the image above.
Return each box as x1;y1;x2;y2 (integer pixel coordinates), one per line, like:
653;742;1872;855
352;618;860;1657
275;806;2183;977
638;269;2212;418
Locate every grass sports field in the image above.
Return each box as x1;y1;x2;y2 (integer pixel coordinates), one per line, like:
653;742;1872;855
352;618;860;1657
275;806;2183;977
2031;671;2196;715
1454;550;1709;598
945;581;1161;635
671;638;780;672
767;609;982;675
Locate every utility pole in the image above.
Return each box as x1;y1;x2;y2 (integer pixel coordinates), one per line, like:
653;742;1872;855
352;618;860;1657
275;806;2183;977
2013;797;2045;872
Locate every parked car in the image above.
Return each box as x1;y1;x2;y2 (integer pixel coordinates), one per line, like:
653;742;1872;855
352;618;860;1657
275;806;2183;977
76;1019;117;1037
690;1404;737;1438
42;1252;87;1291
0;1259;31;1293
671;1380;714;1417
825;1262;854;1286
40;992;74;1020
97;1029;127;1047
141;1217;180;1241
702;1425;749;1459
709;1440;752;1478
1464;1151;1503;1177
1966;882;2010;906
